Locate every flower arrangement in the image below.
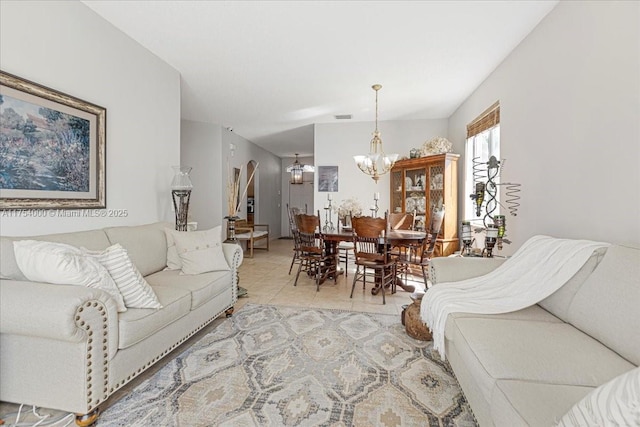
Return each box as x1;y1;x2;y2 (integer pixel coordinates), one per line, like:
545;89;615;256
421;136;453;156
334;197;364;219
226;159;259;217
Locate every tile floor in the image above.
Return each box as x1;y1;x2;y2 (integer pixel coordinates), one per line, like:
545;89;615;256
236;238;424;316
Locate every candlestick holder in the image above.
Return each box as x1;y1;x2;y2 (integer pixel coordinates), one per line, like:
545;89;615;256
461;221;473;256
483;224;499;258
369;199;379;217
323;199;335;232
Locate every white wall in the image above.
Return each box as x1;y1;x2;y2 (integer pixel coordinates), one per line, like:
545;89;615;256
0;1;180;236
180;120;223;230
314;119;449;218
448;0;640;252
221;130;283;238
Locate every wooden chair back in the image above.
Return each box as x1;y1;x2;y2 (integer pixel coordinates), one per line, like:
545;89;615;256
423;206;446;259
287;204;302;231
351;215;389;263
295;212;322;254
287;204;302;251
389;212;414;230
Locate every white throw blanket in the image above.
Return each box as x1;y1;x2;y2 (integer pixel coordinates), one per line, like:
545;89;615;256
420;235;610;360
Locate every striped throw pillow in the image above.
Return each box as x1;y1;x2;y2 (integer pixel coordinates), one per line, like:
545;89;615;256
85;244;162;309
556;367;640;426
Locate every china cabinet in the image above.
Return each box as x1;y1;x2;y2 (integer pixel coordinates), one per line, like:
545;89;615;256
390;153;459;256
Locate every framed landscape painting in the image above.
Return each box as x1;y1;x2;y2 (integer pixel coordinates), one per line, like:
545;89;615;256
0;71;106;209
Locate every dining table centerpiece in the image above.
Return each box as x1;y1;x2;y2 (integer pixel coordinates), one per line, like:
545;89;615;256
335;197;364;228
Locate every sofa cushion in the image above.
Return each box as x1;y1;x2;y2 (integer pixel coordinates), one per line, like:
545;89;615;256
117;285;191;349
538;247;607;322
145;269;232;310
1;229;111;280
566;245;640;366
556;367;640;427
491;380;594;427
449;317;635;403
444;304;561;342
104;222;170;276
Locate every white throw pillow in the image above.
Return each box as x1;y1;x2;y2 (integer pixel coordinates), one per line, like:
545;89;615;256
84;244;162;309
556;367;640;426
169;226;230;275
13;240;127;312
164;228;182;270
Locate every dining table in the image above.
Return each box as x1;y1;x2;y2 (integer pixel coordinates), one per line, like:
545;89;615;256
321;228;430;293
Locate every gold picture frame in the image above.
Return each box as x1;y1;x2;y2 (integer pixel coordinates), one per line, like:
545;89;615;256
0;71;106;209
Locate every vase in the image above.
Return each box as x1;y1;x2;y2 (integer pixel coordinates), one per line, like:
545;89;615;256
225;216;239;242
171;166;193;231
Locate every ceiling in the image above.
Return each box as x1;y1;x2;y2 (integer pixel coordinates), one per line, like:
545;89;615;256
83;1;558;158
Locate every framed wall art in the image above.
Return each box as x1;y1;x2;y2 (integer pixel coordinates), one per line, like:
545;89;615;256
0;71;106;209
317;166;338;192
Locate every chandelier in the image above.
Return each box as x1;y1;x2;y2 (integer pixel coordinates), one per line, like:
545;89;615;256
286;153;315;184
353;84;399;183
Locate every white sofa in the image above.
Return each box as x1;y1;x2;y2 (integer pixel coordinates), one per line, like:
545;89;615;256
428;244;639;426
0;222;243;424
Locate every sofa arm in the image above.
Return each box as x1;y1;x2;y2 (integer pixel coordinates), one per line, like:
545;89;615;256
429;257;507;285
0;279;119;359
1;279;119;413
223;242;244;269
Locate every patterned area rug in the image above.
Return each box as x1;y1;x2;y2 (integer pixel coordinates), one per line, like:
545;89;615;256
98;304;476;426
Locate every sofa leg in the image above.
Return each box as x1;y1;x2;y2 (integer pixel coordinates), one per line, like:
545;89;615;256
75;409;99;426
225;307;235;317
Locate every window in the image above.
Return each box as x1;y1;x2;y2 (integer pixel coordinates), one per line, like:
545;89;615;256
464;102;500;225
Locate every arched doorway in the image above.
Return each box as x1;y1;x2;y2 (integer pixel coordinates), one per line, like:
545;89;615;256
246;161;257;223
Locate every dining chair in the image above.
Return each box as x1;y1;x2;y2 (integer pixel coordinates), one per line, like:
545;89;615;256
338;213;354;277
389;211;414;230
287;204;303;274
388;211;421;284
420;205;446;287
350;214;396;305
294;211;336;291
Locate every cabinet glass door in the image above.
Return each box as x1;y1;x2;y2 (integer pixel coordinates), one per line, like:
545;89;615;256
404;167;427;230
427;163;445;235
391;170;403;214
